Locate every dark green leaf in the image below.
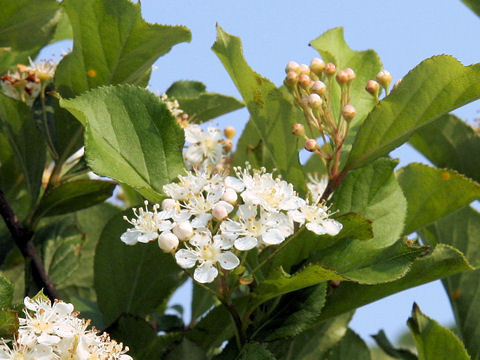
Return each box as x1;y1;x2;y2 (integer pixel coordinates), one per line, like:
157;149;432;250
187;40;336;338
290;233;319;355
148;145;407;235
69;296;105;329
346;56;480;170
61;85;185;201
212;25;305;190
0;274;13;307
398;163;480;235
0;309;18;339
461;0;480;17
408;303;470;360
191;282;216;324
55;0;191;97
166;338;208;360
0;95;46;206
372;330;418;360
94;208;185;326
323;329;371;360
236;343;276;360
166;81;207;98
409;113;480;183
32;84;59;159
32;180;115;223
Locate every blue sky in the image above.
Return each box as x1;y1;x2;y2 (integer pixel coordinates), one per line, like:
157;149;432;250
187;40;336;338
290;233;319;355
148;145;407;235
42;0;480;345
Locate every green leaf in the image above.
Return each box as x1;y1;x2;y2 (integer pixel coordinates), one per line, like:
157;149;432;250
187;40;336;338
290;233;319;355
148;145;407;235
420;206;480;359
236;343;276;360
176;93;244;124
317;244;473;322
94;208;185;326
461;0;480;17
0;309;18;339
166;338;208;360
212;25;305;189
0;274;13;308
408;303;471;360
55;0;191;97
372;330;418;360
409;113;480;183
267;312;353;360
323;329;371;360
61;85;185;201
32;180;115;223
253;283;327;341
31;84;59;159
166;80;207;98
346;56;480;170
49;8;72;43
191;282;216;324
0;0;60;73
0;95;46;205
397;163;480;235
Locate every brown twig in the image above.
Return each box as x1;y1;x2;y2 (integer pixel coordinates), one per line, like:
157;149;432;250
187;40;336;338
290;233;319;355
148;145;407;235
0;189;60;301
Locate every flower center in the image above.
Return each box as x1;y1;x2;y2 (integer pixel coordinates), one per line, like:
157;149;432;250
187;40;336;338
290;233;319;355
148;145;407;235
200;245;220;261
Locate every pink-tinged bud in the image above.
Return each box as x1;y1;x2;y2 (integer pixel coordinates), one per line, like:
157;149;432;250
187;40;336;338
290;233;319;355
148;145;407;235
336;70;349;85
285;61;300;74
324;63;337;76
307;93;322;109
298;64;310;75
158;232;179;253
284;71;299;89
345;68;356;82
213;204;229;221
305;139;318;152
376;70;392;88
298;74;312;90
173;221;193;241
342;104;356;121
365;80;380;95
310;58;325;75
299;96;309;107
292;123;305;136
223;139;233;152
311;81;326;95
222;188;238;204
224;126;235;139
162;198;177;211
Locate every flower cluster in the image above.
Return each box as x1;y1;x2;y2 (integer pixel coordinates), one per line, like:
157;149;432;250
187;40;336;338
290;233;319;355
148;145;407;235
121;165;342;283
1;59;56;106
0;296;131;360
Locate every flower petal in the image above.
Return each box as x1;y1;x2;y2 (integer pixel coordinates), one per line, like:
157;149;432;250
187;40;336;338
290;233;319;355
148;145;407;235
137;232;158;243
120;230;141;245
175;249;198;269
323;219;343;236
234;236;258;251
217;252;240;270
262;228;285;245
194;262;218;283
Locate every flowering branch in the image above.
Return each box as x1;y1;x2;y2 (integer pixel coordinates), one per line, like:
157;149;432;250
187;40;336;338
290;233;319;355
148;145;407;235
0;189;60;301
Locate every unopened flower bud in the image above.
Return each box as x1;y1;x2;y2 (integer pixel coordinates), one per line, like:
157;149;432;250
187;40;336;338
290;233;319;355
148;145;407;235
311;81;326;96
213;204;229;221
292;123;305;137
307;93;322;109
310;58;325;75
365;80;380;95
173;221;193;241
222;188;238;204
336;70;349;85
224;126;235;139
342;104;356;121
298;64;310;75
305;139;318;152
223;139;233;152
324;63;337;76
376;70;392;89
284;71;299;89
162;198;177;211
345;68;356;82
298;74;312;90
158;232;179;253
285;61;300;74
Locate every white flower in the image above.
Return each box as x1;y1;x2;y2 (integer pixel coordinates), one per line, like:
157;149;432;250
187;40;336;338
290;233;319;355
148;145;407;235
289;200;342;236
184;124;225;169
307;172;329;203
175;230;239;283
121;201;167;245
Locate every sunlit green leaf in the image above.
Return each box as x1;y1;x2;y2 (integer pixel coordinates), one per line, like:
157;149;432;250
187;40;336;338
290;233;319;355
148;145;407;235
323;329;371;360
0;274;13;308
0;309;18;339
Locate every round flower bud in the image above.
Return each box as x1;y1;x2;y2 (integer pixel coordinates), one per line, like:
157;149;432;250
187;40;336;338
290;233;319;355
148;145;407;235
365;80;380;95
223;139;233;152
284;71;299;89
376;70;392;88
285;61;300;74
158;232;179;253
162;198;177;211
292;123;305;137
299;96;309;108
345;68;356;82
173;221;193;241
213;204;229;221
224;126;236;139
222;188;238;204
310;58;325;75
298;74;312;90
342;104;356;121
307;93;322;109
336;69;349;85
298;64;311;75
324;63;337;76
305;139;318;152
311;81;326;96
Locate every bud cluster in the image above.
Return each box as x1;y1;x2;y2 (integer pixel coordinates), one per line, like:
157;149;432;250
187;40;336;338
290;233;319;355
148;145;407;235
365;69;397;101
285;58;356;180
